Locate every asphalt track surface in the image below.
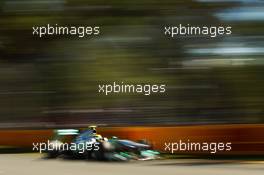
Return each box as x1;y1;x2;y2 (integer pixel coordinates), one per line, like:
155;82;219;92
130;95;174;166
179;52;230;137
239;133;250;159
0;154;263;175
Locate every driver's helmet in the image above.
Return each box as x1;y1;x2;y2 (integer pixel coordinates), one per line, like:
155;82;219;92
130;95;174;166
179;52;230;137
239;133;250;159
89;126;97;134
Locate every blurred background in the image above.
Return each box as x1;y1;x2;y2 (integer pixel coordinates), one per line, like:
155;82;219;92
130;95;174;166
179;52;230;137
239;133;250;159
0;0;264;155
0;0;264;127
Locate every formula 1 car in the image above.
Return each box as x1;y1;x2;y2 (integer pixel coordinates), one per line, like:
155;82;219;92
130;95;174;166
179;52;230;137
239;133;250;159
45;126;160;161
103;137;160;161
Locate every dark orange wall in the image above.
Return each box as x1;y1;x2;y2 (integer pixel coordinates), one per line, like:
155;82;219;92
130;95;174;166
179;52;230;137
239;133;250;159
98;124;264;155
0;130;53;147
0;124;264;155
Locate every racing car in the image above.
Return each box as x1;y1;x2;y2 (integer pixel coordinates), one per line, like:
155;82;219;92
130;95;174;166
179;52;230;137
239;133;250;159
45;126;160;161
